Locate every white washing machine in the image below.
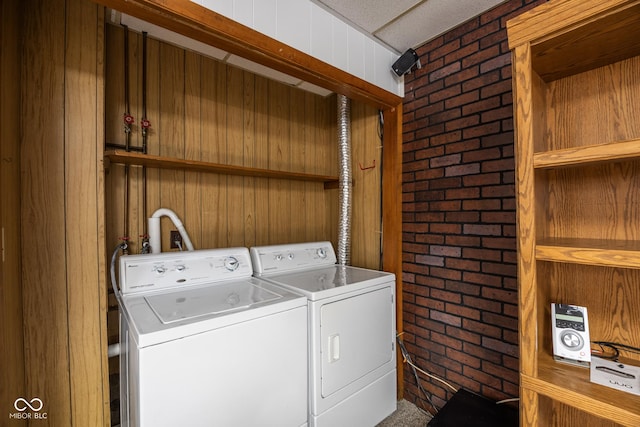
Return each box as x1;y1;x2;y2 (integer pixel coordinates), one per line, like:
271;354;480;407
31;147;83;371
118;247;308;427
250;242;397;427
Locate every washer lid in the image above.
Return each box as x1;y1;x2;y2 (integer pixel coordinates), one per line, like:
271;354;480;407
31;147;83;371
145;280;282;324
120;277;306;347
261;265;395;300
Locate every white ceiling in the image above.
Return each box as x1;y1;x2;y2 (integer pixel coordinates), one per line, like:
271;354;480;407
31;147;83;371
313;0;507;53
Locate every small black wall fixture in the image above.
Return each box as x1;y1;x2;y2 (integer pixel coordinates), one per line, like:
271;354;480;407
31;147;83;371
391;48;421;77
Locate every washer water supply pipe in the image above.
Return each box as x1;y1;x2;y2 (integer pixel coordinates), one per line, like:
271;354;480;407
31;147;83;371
337;94;352;266
147;208;195;253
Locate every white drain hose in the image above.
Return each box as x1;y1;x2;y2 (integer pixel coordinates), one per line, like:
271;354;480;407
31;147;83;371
148;208;195;253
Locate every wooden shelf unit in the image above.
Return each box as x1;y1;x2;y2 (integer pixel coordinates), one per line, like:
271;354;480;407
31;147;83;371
508;0;640;425
104;149;341;189
533;139;640;169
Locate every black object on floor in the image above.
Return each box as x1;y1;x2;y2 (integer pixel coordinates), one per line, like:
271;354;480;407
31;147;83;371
427;389;518;427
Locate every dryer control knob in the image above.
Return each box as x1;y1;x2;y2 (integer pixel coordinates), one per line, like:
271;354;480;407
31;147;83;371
316;248;327;259
287;253;295;260
154;266;166;275
175;265;186;272
224;256;240;271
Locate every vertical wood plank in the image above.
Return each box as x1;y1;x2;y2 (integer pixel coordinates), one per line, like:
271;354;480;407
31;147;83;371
290;89;307;242
103;6;123;386
65;0;107;424
242;71;257;247
104;24;124;146
254;75;270;245
512;43;537;378
21;0;71;424
350;100;362;264
382;102;404;398
327;99;339;246
144;35;161;247
268;80;292;243
94;7;111;422
303;93;316;242
104;24;123;254
365;104;382;269
351;101;382;270
521;386;539;426
0;0;26;421
512;42;539;424
200;59;228;248
184;50;203;249
226;65;245;246
312;95;335;243
128;31;144;252
158;42;186;251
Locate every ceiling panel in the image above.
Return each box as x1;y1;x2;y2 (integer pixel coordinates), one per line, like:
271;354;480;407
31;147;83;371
314;0;507;53
312;0;421;33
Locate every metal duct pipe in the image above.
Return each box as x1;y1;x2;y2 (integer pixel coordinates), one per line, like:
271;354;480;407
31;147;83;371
337;94;352;266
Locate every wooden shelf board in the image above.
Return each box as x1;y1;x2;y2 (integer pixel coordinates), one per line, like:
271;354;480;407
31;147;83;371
104;150;340;188
534;139;640;169
536;238;640;269
508;1;640;82
522;356;640;427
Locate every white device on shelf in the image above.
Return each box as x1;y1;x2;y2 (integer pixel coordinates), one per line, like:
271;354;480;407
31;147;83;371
590;355;640;396
551;303;591;366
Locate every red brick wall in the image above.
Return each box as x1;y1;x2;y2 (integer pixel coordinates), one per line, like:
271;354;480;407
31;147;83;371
401;0;547;410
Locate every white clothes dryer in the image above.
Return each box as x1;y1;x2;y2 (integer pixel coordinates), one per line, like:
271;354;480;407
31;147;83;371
118;247;308;427
251;242;397;427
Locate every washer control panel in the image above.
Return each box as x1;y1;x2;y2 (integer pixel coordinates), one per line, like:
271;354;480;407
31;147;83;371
119;247;252;295
250;241;337;275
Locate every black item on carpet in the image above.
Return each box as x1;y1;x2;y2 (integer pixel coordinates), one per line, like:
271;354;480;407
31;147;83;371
427;389;518;427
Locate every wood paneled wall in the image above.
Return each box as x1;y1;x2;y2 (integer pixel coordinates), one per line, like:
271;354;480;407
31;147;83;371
105;24;340;254
19;0;110;425
1;0;25;422
104;23;382;260
351;103;384;270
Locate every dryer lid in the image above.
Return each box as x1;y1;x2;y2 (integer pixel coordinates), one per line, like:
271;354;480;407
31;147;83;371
261;265;394;300
145;280;282;324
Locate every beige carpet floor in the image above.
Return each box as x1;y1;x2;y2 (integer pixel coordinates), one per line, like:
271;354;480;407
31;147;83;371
377;399;433;427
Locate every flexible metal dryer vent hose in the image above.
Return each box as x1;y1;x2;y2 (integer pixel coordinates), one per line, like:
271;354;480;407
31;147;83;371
337;94;352;266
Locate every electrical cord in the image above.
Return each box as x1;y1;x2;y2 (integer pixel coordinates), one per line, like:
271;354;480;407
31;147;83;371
397;334;444;414
397;334;522;413
404;352;459;393
591;341;640;360
496;397;519;405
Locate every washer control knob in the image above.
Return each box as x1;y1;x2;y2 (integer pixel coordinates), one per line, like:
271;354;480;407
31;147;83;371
275;254;283;261
287;253;294;260
154;266;166;275
224;256;240;271
175;265;186;272
316;248;327;259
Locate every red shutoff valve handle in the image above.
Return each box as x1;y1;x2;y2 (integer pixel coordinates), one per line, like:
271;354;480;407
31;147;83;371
124;113;134;133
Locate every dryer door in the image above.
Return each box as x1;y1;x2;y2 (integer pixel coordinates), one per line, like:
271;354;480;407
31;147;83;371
320;285;393;397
